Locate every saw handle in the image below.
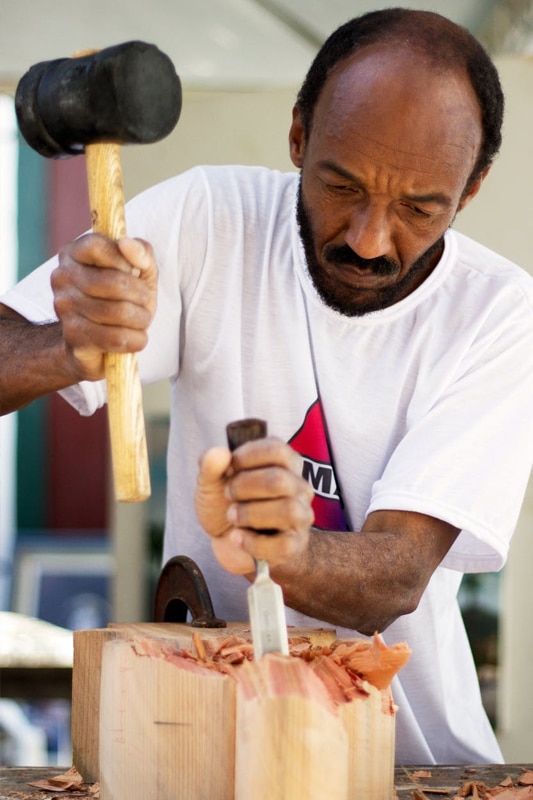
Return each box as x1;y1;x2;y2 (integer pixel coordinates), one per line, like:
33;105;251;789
85;142;151;502
225;418;277;535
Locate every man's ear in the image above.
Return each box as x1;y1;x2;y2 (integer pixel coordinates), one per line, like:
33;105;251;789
289;105;306;168
458;166;491;212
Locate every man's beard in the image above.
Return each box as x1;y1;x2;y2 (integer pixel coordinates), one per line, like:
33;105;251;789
296;181;444;316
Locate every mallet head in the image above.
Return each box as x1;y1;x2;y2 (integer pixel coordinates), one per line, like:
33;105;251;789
15;40;182;158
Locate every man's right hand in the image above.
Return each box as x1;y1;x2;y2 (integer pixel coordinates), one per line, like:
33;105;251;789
52;233;158;382
0;232;158;415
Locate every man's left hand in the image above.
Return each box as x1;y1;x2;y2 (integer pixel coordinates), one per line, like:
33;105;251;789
194;438;314;574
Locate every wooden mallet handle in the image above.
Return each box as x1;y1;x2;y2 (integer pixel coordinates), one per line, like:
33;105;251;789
85;142;151;502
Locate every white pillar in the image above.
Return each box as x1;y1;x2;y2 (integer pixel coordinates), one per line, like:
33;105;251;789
497;472;533;761
0;94;18;611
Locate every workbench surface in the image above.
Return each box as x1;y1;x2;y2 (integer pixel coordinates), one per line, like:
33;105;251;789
1;763;532;798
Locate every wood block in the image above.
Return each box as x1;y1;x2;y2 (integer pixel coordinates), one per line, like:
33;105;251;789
73;623;405;799
72;622;335;782
232;655;349;800
340;685;396;799
72;627;119;782
99;637;235;800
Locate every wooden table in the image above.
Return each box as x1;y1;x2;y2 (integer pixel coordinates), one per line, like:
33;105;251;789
394;763;533;796
0;764;532;798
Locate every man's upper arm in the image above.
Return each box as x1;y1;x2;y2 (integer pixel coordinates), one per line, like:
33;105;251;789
0;302;28;321
362;509;460;596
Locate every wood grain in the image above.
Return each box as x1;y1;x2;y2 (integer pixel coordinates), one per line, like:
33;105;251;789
99;638;235;800
74;623;401;799
233;655;349;800
72;622;335;783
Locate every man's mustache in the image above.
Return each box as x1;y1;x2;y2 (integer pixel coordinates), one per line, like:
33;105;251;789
323;244;399;276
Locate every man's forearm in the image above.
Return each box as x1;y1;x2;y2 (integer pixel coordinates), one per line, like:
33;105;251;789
271;512;459;635
271;529;418;634
0;315;77;414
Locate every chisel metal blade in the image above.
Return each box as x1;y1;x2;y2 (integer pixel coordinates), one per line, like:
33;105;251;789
247;558;289;658
226;418;290;659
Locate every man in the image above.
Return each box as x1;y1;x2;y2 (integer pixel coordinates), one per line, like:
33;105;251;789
2;8;533;764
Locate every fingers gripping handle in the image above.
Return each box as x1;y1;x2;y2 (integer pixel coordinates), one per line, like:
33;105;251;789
86;143;151;502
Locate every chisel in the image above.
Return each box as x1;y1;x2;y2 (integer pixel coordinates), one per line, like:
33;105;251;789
226;418;289;659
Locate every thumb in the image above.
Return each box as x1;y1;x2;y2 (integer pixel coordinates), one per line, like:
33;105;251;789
117;237;155;277
197;446;233;485
195;447;233;540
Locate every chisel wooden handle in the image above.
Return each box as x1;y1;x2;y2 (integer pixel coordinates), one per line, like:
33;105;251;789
226;418;276;534
226;418;268;451
86;142;151;502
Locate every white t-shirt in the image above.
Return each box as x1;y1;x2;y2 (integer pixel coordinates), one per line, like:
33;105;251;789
5;165;533;764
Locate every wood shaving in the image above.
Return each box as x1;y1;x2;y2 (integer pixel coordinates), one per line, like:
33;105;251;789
29;766;84;791
406;772;533;800
446;776;533;799
27;766;99;797
455;781;491;798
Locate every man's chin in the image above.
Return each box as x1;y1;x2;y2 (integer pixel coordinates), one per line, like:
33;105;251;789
309;274;390;316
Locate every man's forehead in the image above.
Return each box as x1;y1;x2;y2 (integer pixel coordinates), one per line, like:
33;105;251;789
320;45;477;113
310;45;482;176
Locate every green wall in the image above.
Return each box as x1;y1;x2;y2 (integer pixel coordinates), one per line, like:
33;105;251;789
16;137;49;530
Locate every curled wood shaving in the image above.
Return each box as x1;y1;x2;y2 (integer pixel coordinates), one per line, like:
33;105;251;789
28;767;84;791
27;767;99;797
455;781;491;798
447;777;533;799
409;773;533;800
132;631;411;698
191;631;206;661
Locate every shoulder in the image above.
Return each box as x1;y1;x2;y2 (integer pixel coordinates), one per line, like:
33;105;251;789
127;165;298;210
432;230;533;343
438;230;533;370
124;165;298;242
451;230;533;307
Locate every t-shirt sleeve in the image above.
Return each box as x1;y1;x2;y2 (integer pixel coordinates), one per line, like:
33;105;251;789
0;167;211;415
1;253;58;322
366;286;533;573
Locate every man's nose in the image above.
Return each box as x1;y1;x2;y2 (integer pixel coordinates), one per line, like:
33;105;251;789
345;202;393;260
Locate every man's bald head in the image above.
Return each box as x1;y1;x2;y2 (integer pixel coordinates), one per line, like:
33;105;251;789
296;8;504;191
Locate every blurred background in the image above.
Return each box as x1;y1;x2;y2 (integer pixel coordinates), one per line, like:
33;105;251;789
1;0;533;767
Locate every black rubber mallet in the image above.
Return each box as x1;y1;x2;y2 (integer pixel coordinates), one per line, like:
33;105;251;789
15;41;182;502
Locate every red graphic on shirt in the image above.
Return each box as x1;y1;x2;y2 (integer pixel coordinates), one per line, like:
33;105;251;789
289;400;348;531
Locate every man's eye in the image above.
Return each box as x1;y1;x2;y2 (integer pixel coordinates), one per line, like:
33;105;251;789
405;203;431;218
327;183;357;194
